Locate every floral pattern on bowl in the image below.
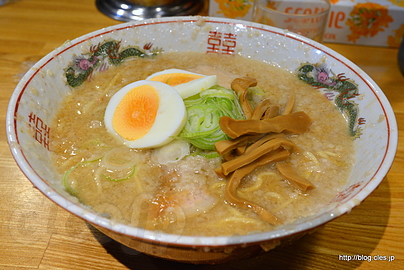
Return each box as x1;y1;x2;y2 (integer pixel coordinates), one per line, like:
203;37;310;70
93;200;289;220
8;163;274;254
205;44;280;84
65;40;163;87
298;62;362;138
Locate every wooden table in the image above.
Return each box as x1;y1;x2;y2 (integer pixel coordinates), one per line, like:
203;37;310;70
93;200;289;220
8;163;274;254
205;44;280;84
0;1;403;269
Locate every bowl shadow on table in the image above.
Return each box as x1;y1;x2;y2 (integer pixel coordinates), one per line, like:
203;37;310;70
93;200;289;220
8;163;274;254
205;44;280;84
88;177;391;270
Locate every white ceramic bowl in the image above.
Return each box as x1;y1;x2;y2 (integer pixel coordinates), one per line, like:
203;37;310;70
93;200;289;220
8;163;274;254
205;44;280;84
6;16;398;264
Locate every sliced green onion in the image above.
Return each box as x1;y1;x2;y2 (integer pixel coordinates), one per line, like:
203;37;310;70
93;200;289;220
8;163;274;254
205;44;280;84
248;86;264;96
191;148;220;159
178;85;245;150
102;166;136;182
63;157;102;195
151;139;190;164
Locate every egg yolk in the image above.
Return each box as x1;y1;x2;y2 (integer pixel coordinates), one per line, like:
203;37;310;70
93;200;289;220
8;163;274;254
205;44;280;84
112;85;159;141
150;73;203;86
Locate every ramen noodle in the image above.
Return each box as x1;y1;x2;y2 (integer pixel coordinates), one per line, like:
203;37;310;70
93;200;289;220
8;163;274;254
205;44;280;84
51;52;354;236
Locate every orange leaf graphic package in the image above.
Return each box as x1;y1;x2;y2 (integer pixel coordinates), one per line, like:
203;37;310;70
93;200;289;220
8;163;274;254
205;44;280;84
322;0;403;47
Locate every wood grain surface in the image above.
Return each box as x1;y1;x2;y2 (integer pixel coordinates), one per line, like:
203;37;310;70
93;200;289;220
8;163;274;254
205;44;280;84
0;0;403;269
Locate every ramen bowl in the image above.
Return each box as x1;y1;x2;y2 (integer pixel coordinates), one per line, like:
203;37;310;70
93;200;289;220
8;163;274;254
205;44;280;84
6;16;397;264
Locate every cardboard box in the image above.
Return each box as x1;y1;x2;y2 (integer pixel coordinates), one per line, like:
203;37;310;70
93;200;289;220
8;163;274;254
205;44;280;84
209;0;404;47
324;0;404;47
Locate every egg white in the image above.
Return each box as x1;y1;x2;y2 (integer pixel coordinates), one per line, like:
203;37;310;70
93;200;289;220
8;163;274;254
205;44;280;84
146;69;218;99
104;80;187;149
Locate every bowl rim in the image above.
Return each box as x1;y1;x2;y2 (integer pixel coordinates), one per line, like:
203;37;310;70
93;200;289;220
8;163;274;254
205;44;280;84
6;15;398;247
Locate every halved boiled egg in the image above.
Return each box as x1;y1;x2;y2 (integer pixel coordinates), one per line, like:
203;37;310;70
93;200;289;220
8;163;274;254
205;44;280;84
104;80;186;149
146;69;218;99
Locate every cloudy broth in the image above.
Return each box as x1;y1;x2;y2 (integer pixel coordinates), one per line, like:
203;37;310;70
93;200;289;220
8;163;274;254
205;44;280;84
51;52;354;236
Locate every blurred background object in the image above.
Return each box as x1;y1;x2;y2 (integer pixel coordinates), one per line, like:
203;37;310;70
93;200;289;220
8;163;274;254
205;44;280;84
96;0;203;21
252;0;330;42
399;36;404;76
0;0;17;6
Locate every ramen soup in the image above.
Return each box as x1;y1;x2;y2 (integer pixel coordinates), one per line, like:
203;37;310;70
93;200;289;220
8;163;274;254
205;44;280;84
51;52;354;236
